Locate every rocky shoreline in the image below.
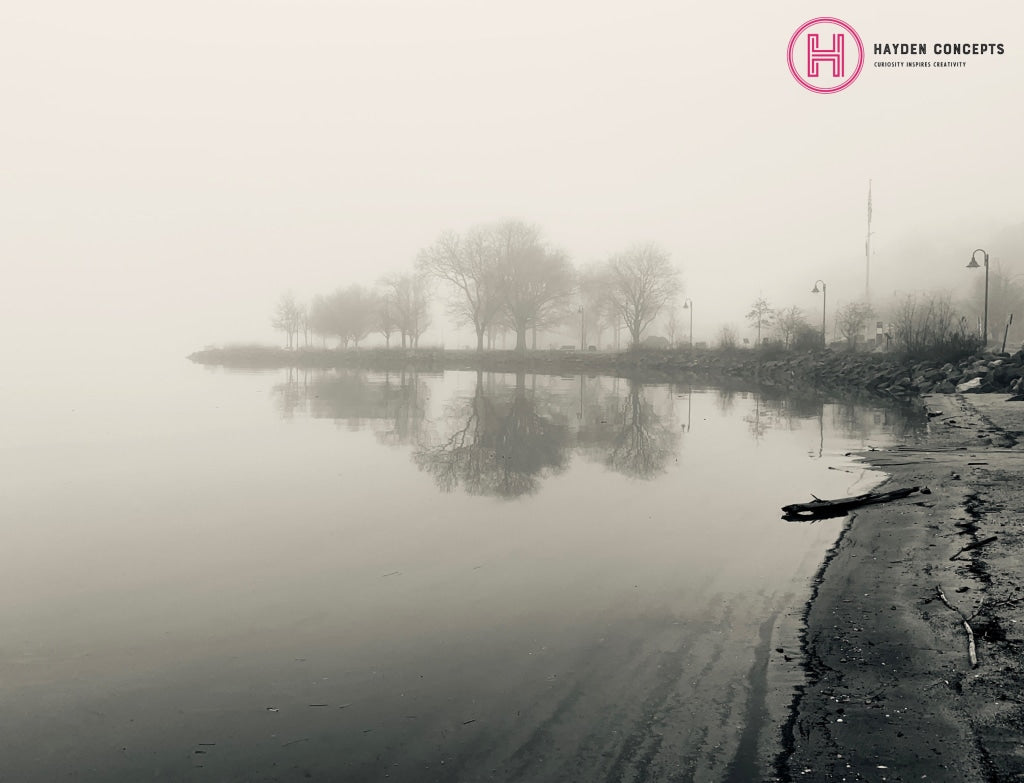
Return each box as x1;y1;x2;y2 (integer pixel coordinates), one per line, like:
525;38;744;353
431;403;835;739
189;344;1024;400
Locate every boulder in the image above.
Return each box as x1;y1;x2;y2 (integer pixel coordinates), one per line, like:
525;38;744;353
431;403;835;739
956;377;984;393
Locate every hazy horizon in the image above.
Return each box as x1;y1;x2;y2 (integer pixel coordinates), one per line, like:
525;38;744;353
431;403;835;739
3;1;1023;363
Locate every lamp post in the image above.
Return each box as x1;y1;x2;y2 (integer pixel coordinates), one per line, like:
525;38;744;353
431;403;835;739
967;249;989;345
579;305;585;350
682;298;693;347
811;280;827;348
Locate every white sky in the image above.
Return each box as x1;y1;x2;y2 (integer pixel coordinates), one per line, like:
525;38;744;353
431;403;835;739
3;0;1023;360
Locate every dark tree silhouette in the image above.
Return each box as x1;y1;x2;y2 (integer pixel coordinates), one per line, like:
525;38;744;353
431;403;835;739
746;297;774;346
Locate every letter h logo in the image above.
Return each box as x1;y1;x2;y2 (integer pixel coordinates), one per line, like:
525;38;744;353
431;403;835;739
806;33;844;77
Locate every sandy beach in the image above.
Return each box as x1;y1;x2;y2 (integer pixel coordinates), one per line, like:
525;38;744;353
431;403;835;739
783;393;1024;781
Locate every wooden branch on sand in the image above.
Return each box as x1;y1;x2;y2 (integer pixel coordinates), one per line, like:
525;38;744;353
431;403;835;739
781;486;921;521
936;585;978;669
949;535;998;561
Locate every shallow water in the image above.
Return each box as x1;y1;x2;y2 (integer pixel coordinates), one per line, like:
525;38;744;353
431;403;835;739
0;365;921;781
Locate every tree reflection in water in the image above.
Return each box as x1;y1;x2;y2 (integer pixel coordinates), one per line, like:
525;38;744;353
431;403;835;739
272;367;308;420
272;368;432;443
575;377;679;480
413;372;569;498
269;368;924;497
604;380;679;479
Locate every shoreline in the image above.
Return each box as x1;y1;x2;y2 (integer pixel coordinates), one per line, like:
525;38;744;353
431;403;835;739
188;344;1024;403
781;393;1024;781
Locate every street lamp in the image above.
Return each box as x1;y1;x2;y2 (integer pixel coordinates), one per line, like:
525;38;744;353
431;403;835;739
967;249;989;345
811;280;827;348
682;298;693;347
579;305;585;350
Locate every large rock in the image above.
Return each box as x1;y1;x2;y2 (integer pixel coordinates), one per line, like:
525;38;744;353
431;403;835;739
956;377;984;393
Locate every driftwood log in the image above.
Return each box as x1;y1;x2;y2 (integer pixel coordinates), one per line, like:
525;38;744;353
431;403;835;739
936;585;979;668
781;486;921;521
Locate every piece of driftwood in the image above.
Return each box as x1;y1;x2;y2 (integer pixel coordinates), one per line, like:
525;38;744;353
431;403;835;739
949;535;998;561
781;486;920;521
936;586;978;668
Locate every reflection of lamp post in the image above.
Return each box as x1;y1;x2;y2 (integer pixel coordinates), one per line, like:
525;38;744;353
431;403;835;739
682;298;694;347
967;249;989;345
818;406;824;459
811;280;827;348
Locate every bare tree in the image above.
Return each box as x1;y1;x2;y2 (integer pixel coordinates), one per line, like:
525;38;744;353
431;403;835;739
836;301;875;350
307;286;375;348
746;297;774;346
341;285;375;347
604;244;681;350
774;305;807;349
298;303;311;348
309;294;332;347
376;293;397;348
888;291;977;359
718;325;738;350
271;292;302;349
383;272;432;348
578;263;618;349
665;307;681;348
418;227;504;352
492;220;575;353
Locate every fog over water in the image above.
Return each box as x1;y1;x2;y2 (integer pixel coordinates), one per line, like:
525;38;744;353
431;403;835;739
2;1;1023;363
0;2;1021;780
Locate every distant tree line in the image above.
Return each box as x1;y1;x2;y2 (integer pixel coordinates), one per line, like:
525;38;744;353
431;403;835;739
273;219;682;353
271;218;1020;359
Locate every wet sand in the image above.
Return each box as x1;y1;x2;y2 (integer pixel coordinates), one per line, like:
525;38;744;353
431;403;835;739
783;394;1024;781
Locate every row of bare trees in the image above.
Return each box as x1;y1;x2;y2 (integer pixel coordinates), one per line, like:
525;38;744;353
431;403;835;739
739;296;881;351
275;219;683;353
273;272;432;351
419;220;681;352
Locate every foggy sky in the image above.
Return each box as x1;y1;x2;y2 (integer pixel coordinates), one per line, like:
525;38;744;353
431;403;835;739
3;0;1023;361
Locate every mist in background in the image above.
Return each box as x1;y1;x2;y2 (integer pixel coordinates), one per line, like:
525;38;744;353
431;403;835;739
3;0;1023;368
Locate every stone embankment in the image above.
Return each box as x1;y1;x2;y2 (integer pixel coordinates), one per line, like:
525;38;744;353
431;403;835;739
724;348;1024;398
188;345;1024;399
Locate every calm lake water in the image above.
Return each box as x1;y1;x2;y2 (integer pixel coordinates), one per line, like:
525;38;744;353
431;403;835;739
0;364;922;782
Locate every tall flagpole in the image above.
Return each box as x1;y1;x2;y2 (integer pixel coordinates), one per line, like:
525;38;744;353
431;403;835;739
865;179;873;301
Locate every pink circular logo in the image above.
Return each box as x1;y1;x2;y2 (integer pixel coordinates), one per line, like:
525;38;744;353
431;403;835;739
787;17;864;93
